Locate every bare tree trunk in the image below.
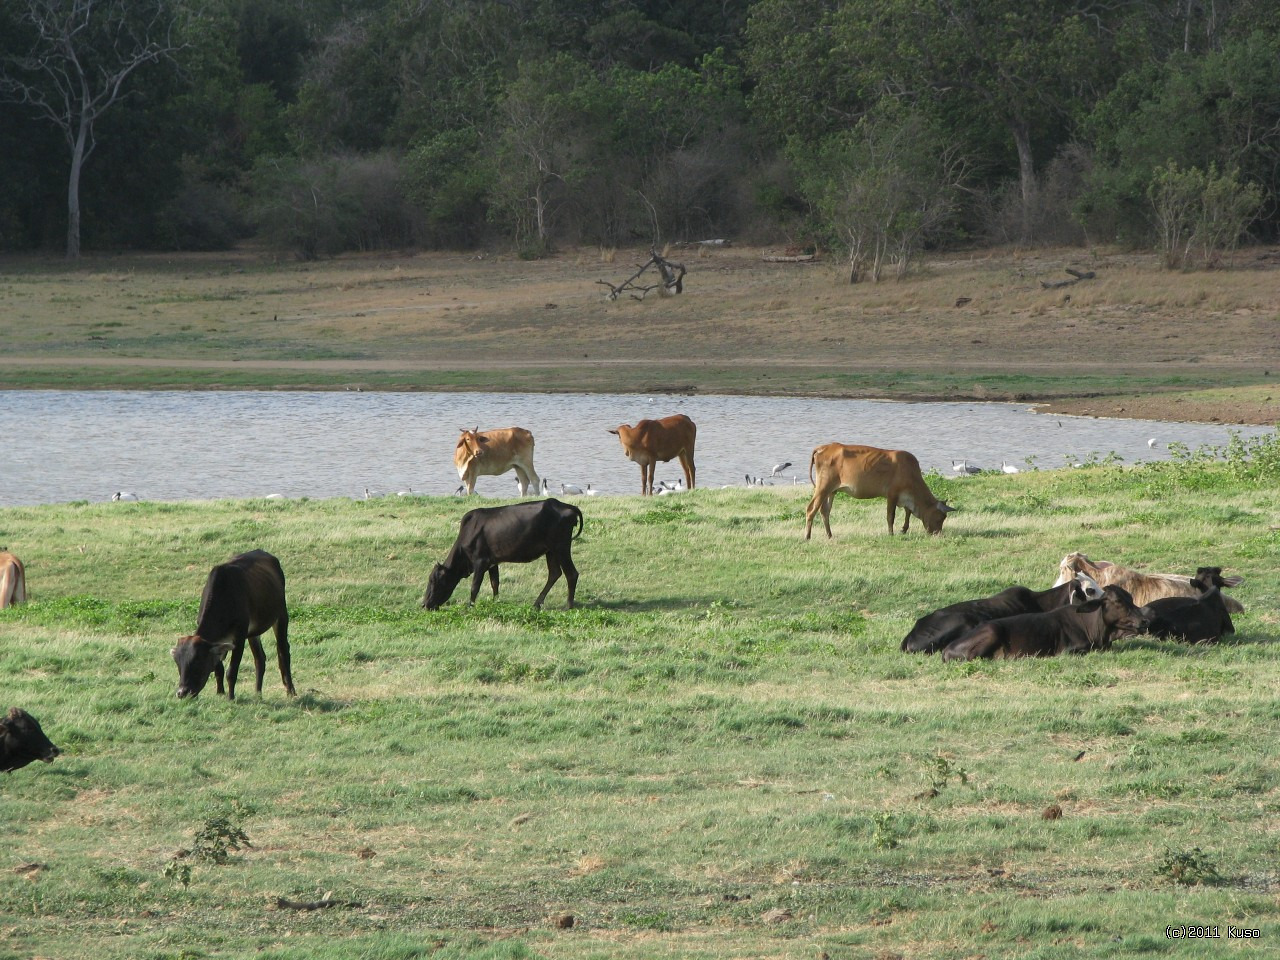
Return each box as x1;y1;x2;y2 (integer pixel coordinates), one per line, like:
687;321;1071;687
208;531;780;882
67;103;91;259
1011;118;1035;243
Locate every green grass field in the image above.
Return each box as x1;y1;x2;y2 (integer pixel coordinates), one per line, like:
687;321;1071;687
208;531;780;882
2;438;1278;959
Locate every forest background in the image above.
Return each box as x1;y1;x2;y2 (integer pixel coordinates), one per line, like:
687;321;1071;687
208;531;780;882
2;0;1279;268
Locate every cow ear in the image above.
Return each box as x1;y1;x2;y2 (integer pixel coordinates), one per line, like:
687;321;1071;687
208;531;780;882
1222;574;1244;586
607;429;619;435
939;501;956;513
1074;597;1104;613
211;639;235;656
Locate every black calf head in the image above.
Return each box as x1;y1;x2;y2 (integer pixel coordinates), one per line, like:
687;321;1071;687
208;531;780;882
1;707;60;771
172;635;232;698
421;562;462;610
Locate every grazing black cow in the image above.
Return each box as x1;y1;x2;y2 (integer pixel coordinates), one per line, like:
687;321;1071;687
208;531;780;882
422;498;583;610
1;707;60;772
172;550;295;700
902;573;1103;654
942;585;1150;662
1141;567;1236;644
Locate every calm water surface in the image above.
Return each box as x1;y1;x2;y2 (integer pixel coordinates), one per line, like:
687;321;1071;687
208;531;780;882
0;390;1270;506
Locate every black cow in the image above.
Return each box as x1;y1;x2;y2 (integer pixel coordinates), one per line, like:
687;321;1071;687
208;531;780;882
942;585;1150;662
901;574;1102;654
1142;566;1236;644
1;707;60;772
172;550;295;700
422;498;583;610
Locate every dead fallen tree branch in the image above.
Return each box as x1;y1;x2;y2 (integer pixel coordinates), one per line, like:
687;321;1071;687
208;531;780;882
1040;268;1096;290
762;253;817;263
597;248;687;301
275;896;363;911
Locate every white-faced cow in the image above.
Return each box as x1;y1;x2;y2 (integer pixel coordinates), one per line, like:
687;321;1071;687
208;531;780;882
805;443;955;538
942;585;1150;661
901;573;1103;654
0;551;26;609
422;498;583;610
608;414;696;496
1141;566;1237;644
1053;552;1244;613
454;427;539;496
172;550;295;700
1;707;60;772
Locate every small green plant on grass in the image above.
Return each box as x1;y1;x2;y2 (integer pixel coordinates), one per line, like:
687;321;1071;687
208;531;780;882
163;858;192;889
191;812;252;864
928;755;969;792
872;812;904;849
1157;847;1222;886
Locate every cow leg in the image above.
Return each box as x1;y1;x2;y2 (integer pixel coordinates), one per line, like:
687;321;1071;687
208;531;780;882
513;467;530;496
886;498;897;535
535;555;563;610
469;564;489;605
804;492;821;540
641;463;653;496
213;657;226;695
488;565;499;598
821;495;834;539
248;634;267;694
679;452;695;490
560;549;579;609
225;636;247;700
274;612;296;696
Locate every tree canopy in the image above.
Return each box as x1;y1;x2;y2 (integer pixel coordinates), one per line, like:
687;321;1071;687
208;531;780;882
1;0;1277;259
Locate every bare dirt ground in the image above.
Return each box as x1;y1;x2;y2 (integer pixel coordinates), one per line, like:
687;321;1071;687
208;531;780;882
1;243;1277;423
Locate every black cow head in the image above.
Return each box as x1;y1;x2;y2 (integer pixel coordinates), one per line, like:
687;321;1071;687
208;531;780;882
1090;585;1151;638
1;707;60;771
172;635;232;698
421;562;462;610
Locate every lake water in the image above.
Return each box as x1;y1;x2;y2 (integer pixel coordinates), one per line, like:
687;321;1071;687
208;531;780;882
0;390;1270;506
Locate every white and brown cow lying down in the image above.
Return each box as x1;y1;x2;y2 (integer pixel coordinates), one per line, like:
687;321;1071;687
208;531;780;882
454;427;539;496
805;443;955;538
0;551;26;609
1054;552;1243;614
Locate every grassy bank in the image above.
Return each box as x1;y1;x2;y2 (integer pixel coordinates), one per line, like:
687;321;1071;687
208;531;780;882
2;441;1278;958
2;246;1278;422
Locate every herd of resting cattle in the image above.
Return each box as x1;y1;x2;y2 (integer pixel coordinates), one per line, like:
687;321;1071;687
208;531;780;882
0;413;1247;773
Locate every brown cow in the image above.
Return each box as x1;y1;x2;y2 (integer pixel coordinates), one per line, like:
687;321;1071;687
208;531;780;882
454;427;539;496
804;444;955;538
608;414;696;495
0;552;26;609
1053;552;1244;614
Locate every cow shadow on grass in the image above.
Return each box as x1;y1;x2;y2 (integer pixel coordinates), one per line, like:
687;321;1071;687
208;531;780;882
591;597;711;613
1114;632;1272;654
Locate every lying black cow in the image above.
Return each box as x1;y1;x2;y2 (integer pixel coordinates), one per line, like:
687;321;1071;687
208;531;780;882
172;549;295;700
1142;566;1236;644
901;573;1102;654
942;585;1149;662
422;498;583;610
1;707;60;772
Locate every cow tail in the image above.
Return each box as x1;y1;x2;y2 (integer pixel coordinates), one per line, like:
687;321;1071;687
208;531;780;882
808;449;818;485
572;505;585;540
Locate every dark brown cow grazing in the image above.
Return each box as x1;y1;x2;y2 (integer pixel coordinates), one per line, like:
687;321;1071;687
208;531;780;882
423;498;583;610
0;551;26;608
1141;567;1237;644
805;443;955;538
172;550;295;700
1;708;60;772
901;574;1103;654
942;585;1150;661
608;414;696;495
